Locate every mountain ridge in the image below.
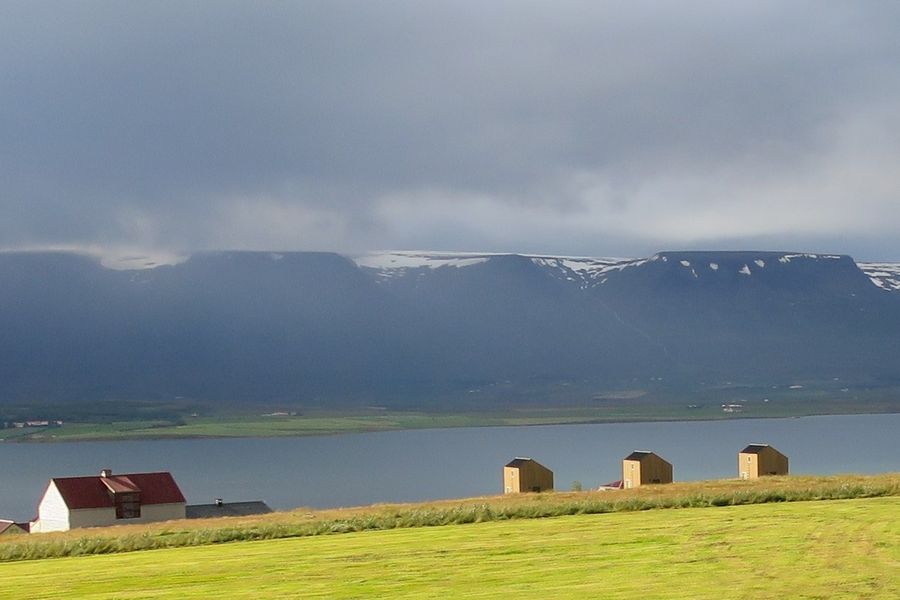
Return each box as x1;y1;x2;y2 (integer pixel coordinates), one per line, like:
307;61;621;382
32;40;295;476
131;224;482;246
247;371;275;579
1;249;897;407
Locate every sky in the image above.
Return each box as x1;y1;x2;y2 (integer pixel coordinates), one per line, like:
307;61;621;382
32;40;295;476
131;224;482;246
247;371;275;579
3;1;900;261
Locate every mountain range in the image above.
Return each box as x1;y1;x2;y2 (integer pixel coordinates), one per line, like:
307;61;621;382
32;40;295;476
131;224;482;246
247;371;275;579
1;250;898;408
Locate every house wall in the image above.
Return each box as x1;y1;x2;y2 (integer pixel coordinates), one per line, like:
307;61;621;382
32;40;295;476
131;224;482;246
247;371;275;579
66;507;117;530
33;482;70;533
68;503;187;530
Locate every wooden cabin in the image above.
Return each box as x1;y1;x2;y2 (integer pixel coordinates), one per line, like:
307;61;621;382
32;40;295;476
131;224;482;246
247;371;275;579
622;451;673;488
503;457;554;493
739;444;788;478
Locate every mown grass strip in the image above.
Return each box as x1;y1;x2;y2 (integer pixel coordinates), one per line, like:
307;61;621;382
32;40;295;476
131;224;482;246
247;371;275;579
3;498;899;599
2;473;897;562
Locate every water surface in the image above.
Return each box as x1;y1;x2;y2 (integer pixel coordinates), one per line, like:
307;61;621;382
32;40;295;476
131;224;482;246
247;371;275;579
1;413;897;522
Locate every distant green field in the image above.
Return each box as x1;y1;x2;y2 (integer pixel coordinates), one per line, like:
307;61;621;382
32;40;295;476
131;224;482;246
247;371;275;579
4;391;900;442
2;497;897;599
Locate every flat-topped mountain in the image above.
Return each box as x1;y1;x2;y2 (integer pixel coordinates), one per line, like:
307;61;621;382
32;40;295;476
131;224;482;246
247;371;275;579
1;250;897;406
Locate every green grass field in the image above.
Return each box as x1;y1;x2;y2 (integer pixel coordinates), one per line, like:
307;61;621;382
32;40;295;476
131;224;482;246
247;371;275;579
1;497;897;599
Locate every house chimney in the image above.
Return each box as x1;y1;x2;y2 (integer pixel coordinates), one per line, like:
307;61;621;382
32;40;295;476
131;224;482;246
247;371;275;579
100;468;112;478
215;498;223;507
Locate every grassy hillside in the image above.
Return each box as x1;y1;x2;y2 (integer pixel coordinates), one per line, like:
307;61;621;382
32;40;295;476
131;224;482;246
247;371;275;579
2;474;898;564
2;497;898;599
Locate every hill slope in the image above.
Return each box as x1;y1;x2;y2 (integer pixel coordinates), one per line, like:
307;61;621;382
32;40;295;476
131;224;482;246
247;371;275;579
1;250;898;407
3;495;898;598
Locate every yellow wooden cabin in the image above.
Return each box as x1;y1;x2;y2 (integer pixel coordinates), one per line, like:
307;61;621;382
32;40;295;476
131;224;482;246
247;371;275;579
622;450;673;488
503;457;554;493
739;444;788;478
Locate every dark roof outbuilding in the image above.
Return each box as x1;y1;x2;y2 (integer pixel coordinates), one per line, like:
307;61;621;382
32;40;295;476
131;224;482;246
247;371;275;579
186;501;273;519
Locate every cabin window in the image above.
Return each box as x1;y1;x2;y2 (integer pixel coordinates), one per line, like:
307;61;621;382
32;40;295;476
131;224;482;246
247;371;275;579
114;493;141;519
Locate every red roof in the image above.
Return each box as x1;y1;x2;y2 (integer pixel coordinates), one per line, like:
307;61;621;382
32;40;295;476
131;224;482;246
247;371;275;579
50;472;185;509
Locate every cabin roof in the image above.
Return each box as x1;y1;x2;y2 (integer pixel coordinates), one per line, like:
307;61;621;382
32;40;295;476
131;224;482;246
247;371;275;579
50;472;185;509
740;444;772;454
505;457;535;468
624;450;654;461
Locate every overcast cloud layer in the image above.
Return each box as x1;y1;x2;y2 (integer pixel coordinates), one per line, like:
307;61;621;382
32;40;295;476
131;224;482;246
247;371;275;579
3;1;900;260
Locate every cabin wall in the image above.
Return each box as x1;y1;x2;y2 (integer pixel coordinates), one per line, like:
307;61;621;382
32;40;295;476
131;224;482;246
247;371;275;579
640;456;673;484
758;448;789;476
622;460;641;488
739;453;759;479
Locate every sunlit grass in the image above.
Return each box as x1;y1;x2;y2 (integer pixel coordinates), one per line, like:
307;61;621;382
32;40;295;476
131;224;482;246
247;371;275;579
2;473;896;563
1;497;897;599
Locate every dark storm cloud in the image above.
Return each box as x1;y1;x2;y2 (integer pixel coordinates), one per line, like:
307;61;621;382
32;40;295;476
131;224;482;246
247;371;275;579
2;1;900;259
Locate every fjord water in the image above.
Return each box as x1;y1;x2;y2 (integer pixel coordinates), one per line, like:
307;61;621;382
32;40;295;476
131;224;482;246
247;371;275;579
1;413;898;522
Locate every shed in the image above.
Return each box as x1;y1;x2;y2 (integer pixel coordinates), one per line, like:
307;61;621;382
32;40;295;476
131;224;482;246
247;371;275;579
30;469;186;533
739;444;788;478
503;457;553;493
186;500;273;519
622;451;673;488
0;520;27;536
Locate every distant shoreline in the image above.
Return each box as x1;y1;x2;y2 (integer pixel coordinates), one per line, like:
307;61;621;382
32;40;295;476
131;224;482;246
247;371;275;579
3;405;898;444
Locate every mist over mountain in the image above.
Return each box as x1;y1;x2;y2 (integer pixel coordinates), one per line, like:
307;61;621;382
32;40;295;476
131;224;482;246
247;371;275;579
1;250;898;408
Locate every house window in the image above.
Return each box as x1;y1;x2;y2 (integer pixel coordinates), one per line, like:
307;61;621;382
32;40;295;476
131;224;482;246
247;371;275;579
114;493;141;519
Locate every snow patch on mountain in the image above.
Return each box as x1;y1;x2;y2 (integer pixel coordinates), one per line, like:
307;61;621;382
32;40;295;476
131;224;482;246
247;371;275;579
353;251;492;279
528;255;651;288
858;262;900;292
778;253;842;264
353;250;900;294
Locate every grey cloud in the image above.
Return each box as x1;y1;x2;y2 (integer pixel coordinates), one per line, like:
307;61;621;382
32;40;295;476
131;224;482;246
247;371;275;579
2;1;900;258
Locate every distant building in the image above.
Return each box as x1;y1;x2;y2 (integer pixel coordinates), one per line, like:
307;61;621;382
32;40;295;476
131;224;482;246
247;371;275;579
622;451;673;488
186;499;273;519
597;480;624;491
0;520;27;536
503;457;554;493
739;444;789;478
30;469;186;533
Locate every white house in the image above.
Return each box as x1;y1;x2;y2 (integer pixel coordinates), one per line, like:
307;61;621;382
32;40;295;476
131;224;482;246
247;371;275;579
30;469;186;533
